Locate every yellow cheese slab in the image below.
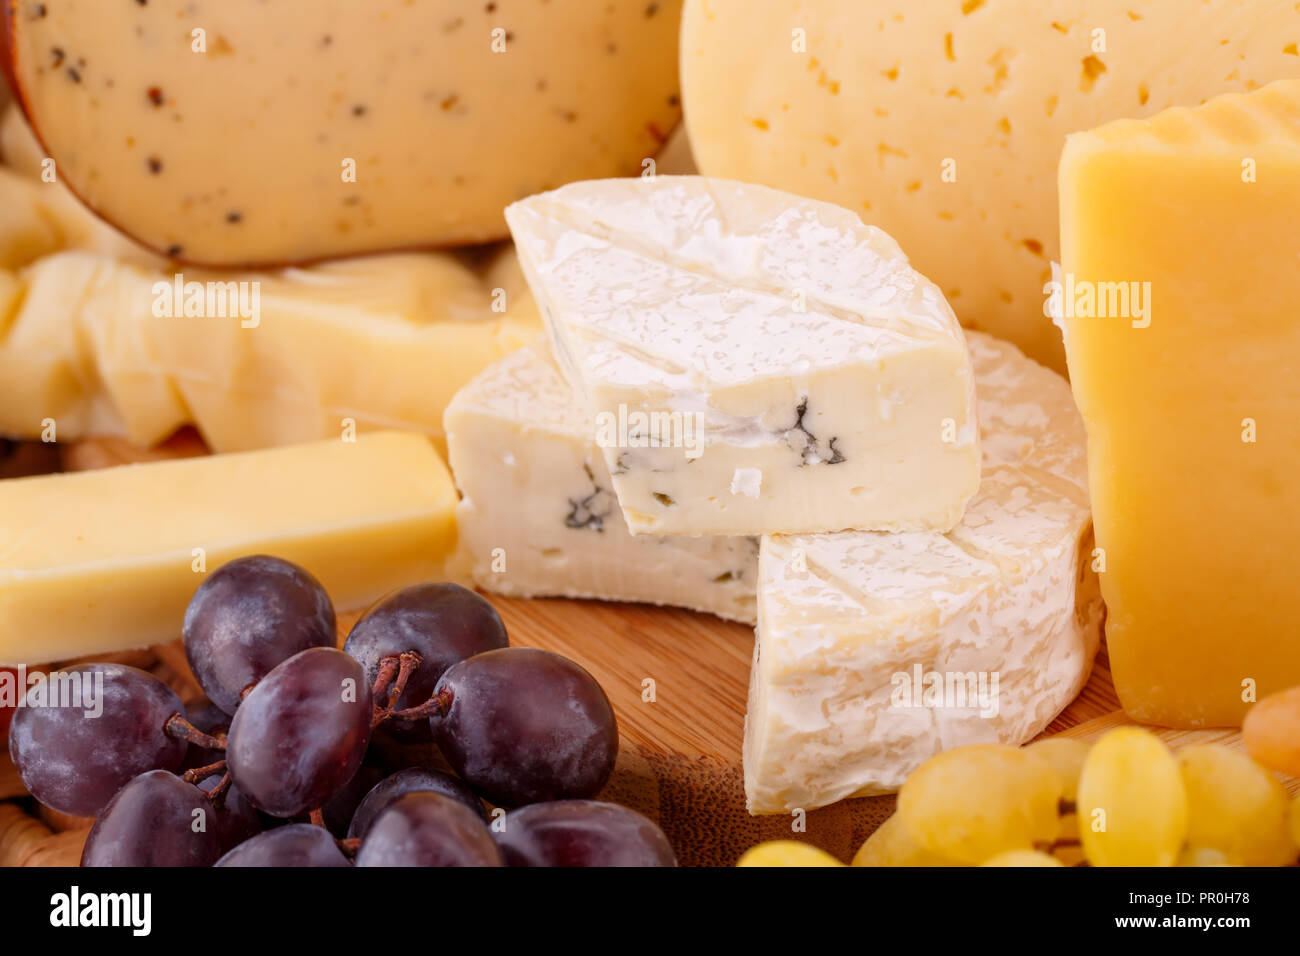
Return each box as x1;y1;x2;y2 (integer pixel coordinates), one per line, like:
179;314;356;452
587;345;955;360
0;431;457;665
0;249;541;455
682;0;1300;371
1060;79;1300;727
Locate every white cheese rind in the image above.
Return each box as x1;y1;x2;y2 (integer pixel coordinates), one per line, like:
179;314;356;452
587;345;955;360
505;175;980;536
445;343;758;624
745;331;1101;813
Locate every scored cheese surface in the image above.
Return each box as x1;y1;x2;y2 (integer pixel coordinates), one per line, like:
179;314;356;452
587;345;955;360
446;342;758;624
3;0;682;264
1061;79;1300;727
506;175;980;537
746;332;1101;813
681;0;1300;370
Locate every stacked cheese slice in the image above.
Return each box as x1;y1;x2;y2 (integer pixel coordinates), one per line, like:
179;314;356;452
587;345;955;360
446;176;1101;813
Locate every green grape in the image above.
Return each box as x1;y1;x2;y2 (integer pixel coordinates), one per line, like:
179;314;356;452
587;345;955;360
980;849;1063;867
851;814;964;867
1289;795;1300;858
1026;737;1090;851
1178;743;1293;866
1076;727;1186;866
896;744;1062;864
1176;846;1232;867
1049;839;1086;867
736;841;844;867
1025;737;1089;802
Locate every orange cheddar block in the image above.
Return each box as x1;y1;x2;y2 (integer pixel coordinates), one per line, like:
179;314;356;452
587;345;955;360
1060;80;1300;726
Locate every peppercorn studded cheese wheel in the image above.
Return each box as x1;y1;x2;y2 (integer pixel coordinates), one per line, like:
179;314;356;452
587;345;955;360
681;0;1300;370
2;0;683;265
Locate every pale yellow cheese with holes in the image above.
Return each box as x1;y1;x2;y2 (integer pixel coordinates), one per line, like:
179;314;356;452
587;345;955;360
0;432;457;665
682;0;1300;370
5;0;683;264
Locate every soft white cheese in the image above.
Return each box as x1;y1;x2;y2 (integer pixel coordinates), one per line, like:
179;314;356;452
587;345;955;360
505;175;981;537
445;343;758;624
745;332;1102;813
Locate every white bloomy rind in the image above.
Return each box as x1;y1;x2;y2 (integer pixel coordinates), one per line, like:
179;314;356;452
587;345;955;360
745;332;1102;813
505;176;981;537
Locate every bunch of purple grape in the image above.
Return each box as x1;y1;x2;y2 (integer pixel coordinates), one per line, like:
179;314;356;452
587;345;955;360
7;556;676;867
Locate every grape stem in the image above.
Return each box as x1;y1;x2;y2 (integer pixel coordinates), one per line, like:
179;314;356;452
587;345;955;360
309;808;325;829
183;759;228;786
369;651;427;728
204;771;233;804
386;651;423;709
336;837;361;858
370;656;401;705
164;713;228;751
387;687;452;723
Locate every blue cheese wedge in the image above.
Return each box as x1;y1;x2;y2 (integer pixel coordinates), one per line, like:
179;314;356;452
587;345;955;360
745;332;1102;813
445;343;758;624
505;176;981;537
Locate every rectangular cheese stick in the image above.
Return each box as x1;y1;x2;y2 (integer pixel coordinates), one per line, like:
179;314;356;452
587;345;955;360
0;432;457;665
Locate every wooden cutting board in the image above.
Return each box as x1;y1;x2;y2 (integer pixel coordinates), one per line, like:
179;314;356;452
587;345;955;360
3;433;1294;867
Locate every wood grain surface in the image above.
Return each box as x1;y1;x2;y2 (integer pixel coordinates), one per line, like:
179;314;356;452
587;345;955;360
1;435;1294;867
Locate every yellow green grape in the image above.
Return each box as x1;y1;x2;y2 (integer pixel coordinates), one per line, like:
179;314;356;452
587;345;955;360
1178;743;1293;866
1077;727;1187;866
1176;846;1233;867
981;849;1064;867
1025;737;1089;802
851;813;964;867
1289;795;1300;859
736;841;844;867
896;744;1062;864
1026;736;1090;854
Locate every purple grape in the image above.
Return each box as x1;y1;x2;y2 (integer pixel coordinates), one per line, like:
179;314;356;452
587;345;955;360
197;775;262;851
215;824;350;867
495;801;676;867
226;648;371;818
81;771;224;867
355;793;502;867
320;757;387;837
9;663;187;817
343;583;507;740
183;555;336;715
430;647;617;807
348;768;486;839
